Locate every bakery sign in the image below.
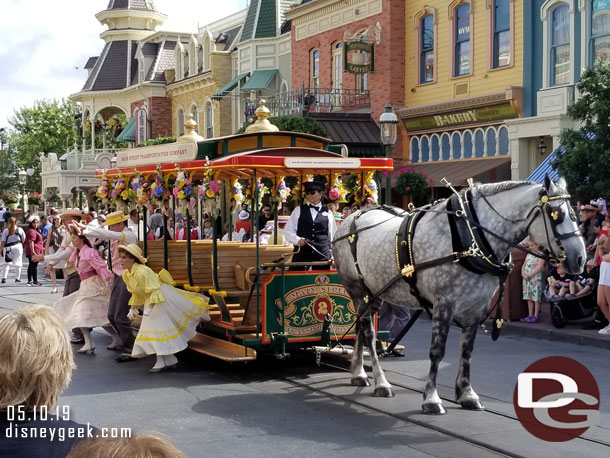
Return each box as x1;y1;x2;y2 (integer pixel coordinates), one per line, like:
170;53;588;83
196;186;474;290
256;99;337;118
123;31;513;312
115;142;198;167
402;103;518;132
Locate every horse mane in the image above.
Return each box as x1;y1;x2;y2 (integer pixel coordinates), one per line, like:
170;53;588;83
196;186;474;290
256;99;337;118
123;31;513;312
475;181;535;197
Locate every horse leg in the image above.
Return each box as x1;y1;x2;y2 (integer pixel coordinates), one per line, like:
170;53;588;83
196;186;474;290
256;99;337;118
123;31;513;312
422;315;451;414
455;325;484;410
361;311;393;397
350;317;370;387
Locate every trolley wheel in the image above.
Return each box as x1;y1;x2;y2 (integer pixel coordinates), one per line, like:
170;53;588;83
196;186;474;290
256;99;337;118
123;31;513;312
551;306;566;328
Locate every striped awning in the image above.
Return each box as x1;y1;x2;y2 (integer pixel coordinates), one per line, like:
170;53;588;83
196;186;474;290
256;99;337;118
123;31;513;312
527;147;560;183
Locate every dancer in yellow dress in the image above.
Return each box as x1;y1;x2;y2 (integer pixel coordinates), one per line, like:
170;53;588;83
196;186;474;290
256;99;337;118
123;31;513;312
117;244;211;372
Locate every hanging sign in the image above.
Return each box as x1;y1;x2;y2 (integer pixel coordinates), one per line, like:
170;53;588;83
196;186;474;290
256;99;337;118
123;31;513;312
343;41;375;74
135;108;147;145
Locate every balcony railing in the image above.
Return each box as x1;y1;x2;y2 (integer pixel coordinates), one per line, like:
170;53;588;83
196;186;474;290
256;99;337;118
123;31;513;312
245;84;370;119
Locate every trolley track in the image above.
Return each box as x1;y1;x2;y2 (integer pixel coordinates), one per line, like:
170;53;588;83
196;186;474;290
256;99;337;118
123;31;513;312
251;352;610;458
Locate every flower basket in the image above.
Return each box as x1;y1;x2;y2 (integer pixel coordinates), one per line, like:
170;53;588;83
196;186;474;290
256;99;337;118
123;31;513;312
393;169;431;206
150;165;171;214
198;167;221;214
2;191;19;206
27;192;43;206
172;165;196;215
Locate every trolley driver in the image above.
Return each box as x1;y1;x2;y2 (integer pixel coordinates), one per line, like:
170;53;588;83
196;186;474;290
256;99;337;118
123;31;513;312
284;180;337;271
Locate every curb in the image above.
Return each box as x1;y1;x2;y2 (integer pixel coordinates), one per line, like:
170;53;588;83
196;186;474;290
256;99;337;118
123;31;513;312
496;321;610;351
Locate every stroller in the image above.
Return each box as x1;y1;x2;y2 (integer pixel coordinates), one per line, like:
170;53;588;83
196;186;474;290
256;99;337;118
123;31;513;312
546;268;599;328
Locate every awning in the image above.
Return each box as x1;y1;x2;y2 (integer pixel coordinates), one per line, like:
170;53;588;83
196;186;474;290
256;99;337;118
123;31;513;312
240;69;278;92
212;72;250;100
527;148;560;183
116;116;136;142
408;157;511;186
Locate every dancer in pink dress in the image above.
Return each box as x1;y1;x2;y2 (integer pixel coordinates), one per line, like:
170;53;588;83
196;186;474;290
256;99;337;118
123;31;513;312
54;227;120;353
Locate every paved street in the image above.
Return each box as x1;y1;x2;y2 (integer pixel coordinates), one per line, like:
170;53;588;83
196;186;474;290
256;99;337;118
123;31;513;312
1;272;609;457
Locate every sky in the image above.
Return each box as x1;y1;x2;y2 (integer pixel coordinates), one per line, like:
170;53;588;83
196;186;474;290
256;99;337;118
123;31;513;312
0;0;248;127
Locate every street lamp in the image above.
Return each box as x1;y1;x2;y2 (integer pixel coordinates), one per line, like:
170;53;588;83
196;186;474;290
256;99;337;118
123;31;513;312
379;102;398;205
18;170;27;222
537;137;547;156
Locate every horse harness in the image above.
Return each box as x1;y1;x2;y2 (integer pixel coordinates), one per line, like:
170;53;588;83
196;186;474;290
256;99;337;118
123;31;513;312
338;180;576;341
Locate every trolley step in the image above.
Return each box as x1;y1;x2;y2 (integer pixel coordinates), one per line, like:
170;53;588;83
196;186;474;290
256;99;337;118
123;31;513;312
188;333;256;362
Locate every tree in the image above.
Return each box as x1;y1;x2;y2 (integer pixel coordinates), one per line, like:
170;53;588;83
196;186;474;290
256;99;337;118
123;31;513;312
8;99;80;191
555;60;610;200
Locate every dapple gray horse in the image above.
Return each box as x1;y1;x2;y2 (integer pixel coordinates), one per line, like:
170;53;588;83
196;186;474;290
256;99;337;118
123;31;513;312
332;178;585;414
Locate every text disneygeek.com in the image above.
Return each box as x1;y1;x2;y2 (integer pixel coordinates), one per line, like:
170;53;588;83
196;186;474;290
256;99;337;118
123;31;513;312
5;424;132;441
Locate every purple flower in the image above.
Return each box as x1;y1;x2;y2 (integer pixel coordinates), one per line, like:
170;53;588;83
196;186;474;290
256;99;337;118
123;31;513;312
183;185;193;196
153;186;165;198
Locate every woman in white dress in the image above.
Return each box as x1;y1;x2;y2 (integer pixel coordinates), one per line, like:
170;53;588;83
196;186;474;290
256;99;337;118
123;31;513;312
0;217;26;283
597;236;610;335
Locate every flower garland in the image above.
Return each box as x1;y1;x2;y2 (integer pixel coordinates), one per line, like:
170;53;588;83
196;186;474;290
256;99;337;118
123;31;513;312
172;165;196;215
362;171;379;206
270;177;290;210
131;172;151;211
111;173;133;211
150;164;171;213
96;171;110;207
198;165;221;213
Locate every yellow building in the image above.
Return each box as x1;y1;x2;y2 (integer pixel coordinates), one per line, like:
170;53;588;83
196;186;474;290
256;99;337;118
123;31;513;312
398;0;524;189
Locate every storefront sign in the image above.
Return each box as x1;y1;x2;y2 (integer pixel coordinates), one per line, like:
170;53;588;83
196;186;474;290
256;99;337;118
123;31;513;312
284;157;361;169
115;142;197;167
403;103;518;132
343;41;375;74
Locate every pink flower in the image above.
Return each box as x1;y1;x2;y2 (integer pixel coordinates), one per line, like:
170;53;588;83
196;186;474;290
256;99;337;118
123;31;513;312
405;186;411;191
172;187;180;198
209;180;221;193
328;188;340;200
383;172;389;177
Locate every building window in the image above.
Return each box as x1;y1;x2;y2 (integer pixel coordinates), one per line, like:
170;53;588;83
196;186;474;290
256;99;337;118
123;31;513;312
355;50;369;93
420;14;435;83
493;0;511;68
178;109;185;137
591;1;610;64
454;3;471;76
551;4;570;85
332;42;343;91
310;49;319;91
205;101;213;139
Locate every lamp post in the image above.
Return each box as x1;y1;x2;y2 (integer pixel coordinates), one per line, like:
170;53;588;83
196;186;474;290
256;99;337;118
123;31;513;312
18;170;27;222
537;137;547;156
379;102;398;205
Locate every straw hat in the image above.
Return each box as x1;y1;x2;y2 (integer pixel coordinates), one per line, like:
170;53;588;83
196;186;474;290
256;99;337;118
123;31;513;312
104;210;129;226
61;209;84;219
239;210;250;220
117;243;147;264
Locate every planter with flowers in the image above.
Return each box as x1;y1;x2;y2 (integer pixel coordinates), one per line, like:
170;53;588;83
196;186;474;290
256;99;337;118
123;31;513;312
393;168;431;207
2;191;20;209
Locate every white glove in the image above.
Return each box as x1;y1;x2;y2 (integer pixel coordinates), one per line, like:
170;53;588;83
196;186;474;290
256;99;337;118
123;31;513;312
127;309;136;320
143;307;152;316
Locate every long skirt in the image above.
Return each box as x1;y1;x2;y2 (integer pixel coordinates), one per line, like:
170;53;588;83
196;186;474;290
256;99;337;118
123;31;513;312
132;284;211;357
54;275;111;329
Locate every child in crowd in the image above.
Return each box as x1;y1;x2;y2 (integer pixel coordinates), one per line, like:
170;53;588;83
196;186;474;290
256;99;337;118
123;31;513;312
521;239;545;323
570;261;598;298
547;264;574;300
118;244;211;372
202;219;213;239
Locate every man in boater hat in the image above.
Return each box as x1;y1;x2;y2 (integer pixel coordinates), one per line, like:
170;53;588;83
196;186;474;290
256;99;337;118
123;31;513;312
284;180;337;271
79;210;137;361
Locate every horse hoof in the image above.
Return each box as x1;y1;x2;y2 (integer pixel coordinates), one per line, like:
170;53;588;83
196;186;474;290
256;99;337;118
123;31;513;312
373;386;394;397
422;403;446;415
351;376;370;387
460;399;485;411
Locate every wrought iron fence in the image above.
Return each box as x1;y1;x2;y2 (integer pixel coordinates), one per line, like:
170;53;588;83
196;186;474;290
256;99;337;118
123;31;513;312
244;85;370;120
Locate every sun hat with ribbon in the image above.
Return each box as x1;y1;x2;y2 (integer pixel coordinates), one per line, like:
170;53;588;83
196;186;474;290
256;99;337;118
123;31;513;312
103;210;129;226
61;209;84;219
238;210;250;220
117;243;147;264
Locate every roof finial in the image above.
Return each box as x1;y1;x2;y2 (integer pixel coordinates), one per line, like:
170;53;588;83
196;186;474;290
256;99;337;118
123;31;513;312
245;100;279;133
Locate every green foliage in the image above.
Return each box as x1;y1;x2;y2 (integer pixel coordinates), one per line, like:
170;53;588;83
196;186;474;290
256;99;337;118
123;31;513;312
8;99;80;191
393;170;431;205
137;137;176;147
236;116;328;137
556;60;610;200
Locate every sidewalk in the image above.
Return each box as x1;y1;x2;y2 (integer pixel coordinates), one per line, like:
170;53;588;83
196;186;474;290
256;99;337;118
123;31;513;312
492;300;610;351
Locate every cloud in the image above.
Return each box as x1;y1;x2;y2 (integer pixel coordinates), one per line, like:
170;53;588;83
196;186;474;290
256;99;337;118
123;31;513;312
0;0;246;126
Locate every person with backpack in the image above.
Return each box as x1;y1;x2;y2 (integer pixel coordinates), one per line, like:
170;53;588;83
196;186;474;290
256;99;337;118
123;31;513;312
0;217;26;283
